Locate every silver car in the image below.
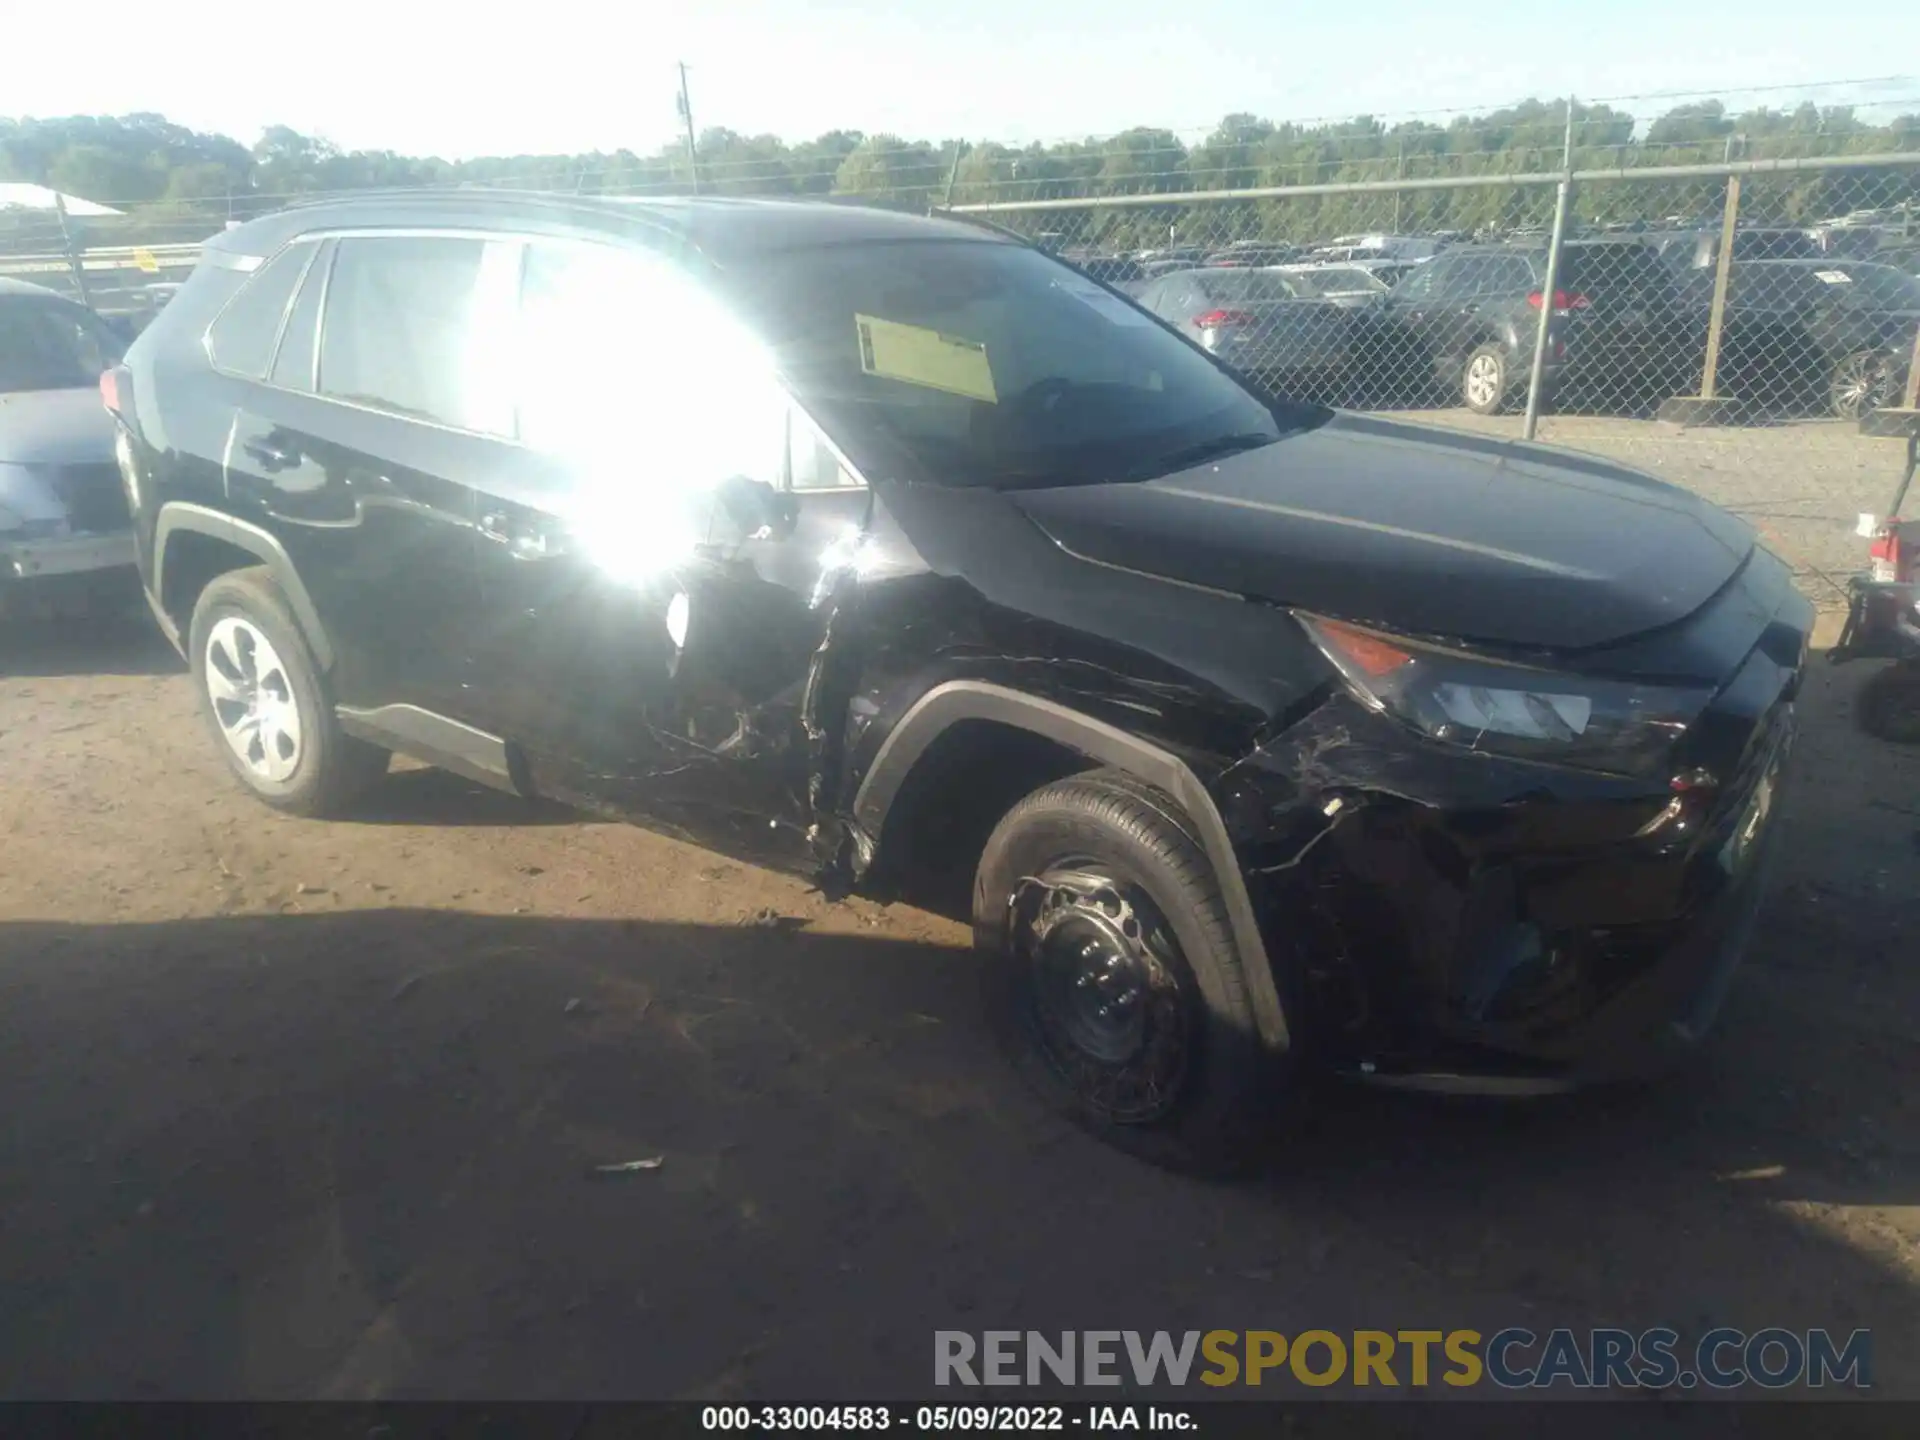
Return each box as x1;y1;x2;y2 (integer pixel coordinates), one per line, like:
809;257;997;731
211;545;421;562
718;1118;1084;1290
1132;267;1355;403
1273;263;1391;308
0;278;136;617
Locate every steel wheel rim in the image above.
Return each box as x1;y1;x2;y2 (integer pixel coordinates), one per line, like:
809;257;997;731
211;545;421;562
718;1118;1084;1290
1466;354;1501;408
205;616;304;783
1013;866;1190;1125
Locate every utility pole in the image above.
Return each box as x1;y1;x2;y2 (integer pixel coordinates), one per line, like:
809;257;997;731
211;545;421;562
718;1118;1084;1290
52;192;91;309
1393;139;1404;231
1522;96;1577;440
676;63;700;194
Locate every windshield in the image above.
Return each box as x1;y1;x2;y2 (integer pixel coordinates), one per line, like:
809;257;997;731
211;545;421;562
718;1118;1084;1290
1284;268;1386;297
0;296;125;393
724;240;1311;490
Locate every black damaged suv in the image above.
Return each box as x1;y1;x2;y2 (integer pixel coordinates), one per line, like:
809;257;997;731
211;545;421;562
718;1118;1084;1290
107;193;1809;1170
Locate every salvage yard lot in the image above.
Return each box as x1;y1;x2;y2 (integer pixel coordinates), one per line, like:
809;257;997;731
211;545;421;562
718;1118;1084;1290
3;415;1919;1399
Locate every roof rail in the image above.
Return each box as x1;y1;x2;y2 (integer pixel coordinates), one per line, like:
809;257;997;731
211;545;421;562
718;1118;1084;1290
925;205;1035;247
273;185;588;212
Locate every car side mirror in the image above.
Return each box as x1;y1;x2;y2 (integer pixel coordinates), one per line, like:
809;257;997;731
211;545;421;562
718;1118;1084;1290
715;474;798;543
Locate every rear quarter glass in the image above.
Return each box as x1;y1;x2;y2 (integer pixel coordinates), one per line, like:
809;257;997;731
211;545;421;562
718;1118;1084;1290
128;260;252;365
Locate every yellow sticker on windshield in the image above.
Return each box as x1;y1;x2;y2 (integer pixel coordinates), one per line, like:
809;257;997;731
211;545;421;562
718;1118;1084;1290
855;314;997;404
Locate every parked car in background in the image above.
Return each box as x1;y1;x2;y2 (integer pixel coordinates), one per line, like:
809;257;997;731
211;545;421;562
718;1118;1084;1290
1133;266;1356;402
1066;254;1148;290
1650;226;1822;276
1138;257;1197;283
107;191;1810;1171
1862;242;1920;278
0;277;137;619
1706;259;1920;419
1202;245;1299;269
1135;244;1207;268
1370;238;1695;414
1344;257;1422;288
1273;263;1390;308
1310;234;1444;263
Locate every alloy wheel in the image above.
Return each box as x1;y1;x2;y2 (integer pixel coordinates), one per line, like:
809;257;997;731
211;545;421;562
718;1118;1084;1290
204;615;304;784
1830;350;1899;420
1465;353;1504;410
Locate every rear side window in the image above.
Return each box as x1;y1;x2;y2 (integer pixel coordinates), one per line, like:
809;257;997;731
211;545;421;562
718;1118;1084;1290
1560;246;1674;297
1391;261;1442;299
514;238;788;486
207;244;310;378
1478;257;1538;294
1434;257;1491;296
269;241;330;392
318;236;509;431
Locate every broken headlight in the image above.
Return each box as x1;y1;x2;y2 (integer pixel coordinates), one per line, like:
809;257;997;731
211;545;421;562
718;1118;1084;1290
1299;615;1714;778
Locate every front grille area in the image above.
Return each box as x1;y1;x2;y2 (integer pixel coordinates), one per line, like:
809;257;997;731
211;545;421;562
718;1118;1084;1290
49;463;131;535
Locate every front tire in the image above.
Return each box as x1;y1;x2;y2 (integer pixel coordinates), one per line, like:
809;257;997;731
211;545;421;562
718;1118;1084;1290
1461;342;1516;415
972;769;1275;1174
1857;659;1920;745
188;567;388;816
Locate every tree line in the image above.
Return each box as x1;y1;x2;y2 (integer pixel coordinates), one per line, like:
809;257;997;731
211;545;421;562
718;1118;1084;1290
2;98;1916;252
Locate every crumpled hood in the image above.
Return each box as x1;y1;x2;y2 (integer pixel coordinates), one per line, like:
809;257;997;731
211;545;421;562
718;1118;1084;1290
0;386;116;466
1011;412;1756;653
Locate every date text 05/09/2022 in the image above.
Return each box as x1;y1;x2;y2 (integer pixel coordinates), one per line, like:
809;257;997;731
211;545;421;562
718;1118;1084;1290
700;1406;1190;1432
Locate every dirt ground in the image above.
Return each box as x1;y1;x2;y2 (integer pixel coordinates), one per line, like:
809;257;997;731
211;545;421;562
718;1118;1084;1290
2;593;1918;1399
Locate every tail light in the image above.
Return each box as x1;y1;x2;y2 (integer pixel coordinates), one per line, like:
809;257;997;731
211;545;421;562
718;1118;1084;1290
1525;290;1592;312
1196;309;1256;328
1869;521;1911;584
99;365;125;417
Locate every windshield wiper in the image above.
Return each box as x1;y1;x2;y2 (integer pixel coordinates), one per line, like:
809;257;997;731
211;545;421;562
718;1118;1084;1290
1125;431;1277;480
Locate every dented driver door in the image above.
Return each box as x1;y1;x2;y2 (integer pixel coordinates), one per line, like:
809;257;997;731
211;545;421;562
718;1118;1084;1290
650;423;872;871
464;236;865;873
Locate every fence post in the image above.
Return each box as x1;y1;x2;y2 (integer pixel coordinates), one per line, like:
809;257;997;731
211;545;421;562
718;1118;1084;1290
1700;175;1742;401
942;141;967;209
52;191;92;310
1902;322;1920;411
1523;99;1576;440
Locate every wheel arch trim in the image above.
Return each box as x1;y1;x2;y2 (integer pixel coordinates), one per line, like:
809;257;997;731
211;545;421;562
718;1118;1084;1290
852;679;1291;1053
153;501;335;671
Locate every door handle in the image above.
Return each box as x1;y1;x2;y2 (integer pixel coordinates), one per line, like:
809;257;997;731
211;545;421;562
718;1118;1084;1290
243;437;296;472
479;511;564;561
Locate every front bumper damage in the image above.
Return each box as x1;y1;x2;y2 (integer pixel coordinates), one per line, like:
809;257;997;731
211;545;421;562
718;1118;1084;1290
1218;644;1799;1092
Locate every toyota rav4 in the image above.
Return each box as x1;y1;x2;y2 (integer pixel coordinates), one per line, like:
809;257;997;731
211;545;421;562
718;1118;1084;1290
105;192;1809;1170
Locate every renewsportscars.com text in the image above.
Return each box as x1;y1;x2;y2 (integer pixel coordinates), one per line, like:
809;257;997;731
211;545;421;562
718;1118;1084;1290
934;1328;1872;1391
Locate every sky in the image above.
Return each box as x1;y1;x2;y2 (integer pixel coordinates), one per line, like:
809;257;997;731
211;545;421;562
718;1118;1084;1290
10;0;1920;159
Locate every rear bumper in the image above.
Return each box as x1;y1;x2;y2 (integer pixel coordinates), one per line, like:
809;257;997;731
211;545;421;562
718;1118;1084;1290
3;530;136;583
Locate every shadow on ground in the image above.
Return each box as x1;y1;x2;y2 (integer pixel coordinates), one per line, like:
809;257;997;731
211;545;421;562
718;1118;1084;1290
0;613;182;679
0;893;1913;1400
346;765;580;829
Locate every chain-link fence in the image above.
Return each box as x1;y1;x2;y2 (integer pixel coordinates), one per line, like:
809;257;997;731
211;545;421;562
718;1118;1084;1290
943;149;1920;609
8;117;1920;609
